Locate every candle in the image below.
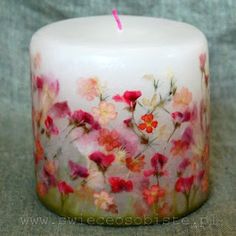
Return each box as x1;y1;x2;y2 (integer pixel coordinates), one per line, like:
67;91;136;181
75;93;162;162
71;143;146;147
30;14;210;225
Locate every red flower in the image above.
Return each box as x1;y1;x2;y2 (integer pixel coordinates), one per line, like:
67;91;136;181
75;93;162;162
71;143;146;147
98;128;121;151
35;76;44;91
143;153;168;177
175;176;194;193
49;101;71;118
143;184;165;205
70;109;100;130
58;181;74;195
89;151;115;171
44;115;59;136
123;118;132;128
109;177;133;193
125;155;145;173
138;113;158;133
113;90;142;111
151;153;168;170
68;160;89;179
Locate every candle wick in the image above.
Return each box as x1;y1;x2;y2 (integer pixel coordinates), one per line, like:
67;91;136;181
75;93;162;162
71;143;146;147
112;9;122;31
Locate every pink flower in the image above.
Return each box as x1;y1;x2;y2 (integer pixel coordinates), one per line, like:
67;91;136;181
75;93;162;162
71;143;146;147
177;158;191;175
49;101;71;118
173;87;192;108
113;128;139;156
77;77;100;101
199;53;206;72
171;111;190;124
70;109;100;130
68;160;89;179
113;90;142;111
44;115;59;136
92;101;117;125
32;75;59;122
172;105;197;124
182;127;194;144
143;153;168;177
109;177;133;193
93;191;114;210
33;75;59;98
143;184;165;205
98;128;121;151
42;160;58;187
57;181;74;195
89;151;115;171
175;176;194;193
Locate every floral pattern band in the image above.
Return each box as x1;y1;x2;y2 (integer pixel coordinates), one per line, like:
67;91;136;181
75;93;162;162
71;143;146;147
31;53;210;225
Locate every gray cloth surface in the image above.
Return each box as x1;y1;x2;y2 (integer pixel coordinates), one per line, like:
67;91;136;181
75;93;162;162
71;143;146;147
0;0;236;235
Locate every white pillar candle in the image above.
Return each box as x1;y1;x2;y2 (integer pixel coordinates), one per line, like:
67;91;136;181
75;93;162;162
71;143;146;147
30;15;210;225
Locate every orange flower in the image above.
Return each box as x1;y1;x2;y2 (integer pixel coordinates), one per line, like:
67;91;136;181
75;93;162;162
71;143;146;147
77;77;100;101
98;128;121;151
92;101;117;125
201;175;209;192
138;113;158;133
158;202;172;217
34;138;44;165
143;184;165;205
33;52;41;70
170;140;189;156
36;181;47;198
44;160;57;176
173;87;192;108
125;155;145;172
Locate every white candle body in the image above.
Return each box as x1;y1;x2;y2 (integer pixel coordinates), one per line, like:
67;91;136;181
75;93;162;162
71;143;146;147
30;16;210;225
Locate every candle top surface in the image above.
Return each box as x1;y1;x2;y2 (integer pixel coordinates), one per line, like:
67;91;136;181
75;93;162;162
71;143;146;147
31;15;206;49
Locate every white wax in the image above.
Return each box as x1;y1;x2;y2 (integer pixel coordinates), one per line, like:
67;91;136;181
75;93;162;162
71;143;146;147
30;16;208;111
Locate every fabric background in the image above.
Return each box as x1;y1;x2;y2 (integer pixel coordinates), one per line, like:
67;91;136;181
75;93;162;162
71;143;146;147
0;0;235;235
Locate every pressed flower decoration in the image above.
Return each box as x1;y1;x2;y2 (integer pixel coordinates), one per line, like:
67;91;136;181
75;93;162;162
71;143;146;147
32;53;210;222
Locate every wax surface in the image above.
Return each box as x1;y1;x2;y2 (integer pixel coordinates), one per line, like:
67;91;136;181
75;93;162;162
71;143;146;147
31;16;206;48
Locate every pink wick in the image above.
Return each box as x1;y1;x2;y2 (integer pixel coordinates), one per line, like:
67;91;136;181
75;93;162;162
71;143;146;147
112;9;122;31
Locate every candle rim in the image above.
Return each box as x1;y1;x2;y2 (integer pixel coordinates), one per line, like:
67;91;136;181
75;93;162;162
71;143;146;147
30;15;207;49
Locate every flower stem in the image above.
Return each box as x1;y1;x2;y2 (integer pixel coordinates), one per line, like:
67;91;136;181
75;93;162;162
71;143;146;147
134;135;159;158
